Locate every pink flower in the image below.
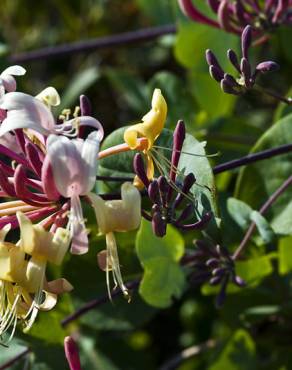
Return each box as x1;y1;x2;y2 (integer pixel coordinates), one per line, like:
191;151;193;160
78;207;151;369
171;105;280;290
46;131;102;254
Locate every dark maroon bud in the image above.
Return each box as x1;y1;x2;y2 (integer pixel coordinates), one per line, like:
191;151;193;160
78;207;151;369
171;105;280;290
212;267;226;277
80;94;92;116
220;79;241;95
206;258;219;268
190;271;211;285
133;153;150;188
148;180;160;204
235;0;248;26
175;203;193;224
232;275;246;287
158;176;169;194
207;0;220;13
227;49;241;72
240;57;252;87
25;142;42;178
206;50;223;72
224;73;238;87
152;211;167;237
168;120;186;189
178;212;212;231
209;275;222;285
215;283;227;308
209;65;224;82
173;173;196;209
256;61;280;74
241;25;252;60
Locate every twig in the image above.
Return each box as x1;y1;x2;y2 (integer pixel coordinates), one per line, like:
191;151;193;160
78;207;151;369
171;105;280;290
213;144;292;174
9;25;176;63
0;348;30;370
61;279;140;327
233;174;292;260
159;339;216;370
254;85;292;105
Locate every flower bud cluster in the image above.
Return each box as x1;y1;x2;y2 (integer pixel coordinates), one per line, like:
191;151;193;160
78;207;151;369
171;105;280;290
206;25;279;96
178;0;292;39
187;240;245;307
133;120;212;237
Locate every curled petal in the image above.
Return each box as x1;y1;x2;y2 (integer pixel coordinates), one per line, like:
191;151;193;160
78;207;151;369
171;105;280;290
0;92;55;136
35;86;60;107
124;89;167;150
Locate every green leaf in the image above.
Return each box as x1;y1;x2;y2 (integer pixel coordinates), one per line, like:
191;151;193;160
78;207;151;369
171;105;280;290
136;219;186;308
189;71;236;119
209;329;256;370
236;255;274;285
174;22;237;71
278;236;292;275
250;211;275;244
136;0;175;24
139;257;185;308
58;65;100;112
106;68;149;114
227;198;253;230
235;113;292;235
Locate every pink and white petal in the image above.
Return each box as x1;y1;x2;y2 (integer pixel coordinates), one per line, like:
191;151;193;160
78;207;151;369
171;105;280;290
0;92;55;136
46;135;84;197
1;65;26;76
80;131;100;194
70;222;89;255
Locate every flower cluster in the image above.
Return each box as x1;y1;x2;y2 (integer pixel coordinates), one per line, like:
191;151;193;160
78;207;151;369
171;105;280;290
206;25;279;96
133;120;212;237
178;0;292;40
0;66;213;342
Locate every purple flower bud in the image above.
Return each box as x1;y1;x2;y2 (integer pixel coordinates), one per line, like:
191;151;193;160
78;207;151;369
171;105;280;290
64;336;82;370
215;283;227;308
212;267;226;277
173;173;196;208
175;203;193;224
232;275;246;287
227;49;241;72
218;0;234;32
209;65;224;82
241;25;252;60
224;73;238;87
206;258;219;268
234;0;248;26
178;212;212;231
133;153;150;187
220;79;241;95
240;57;252;87
80;94;92;116
169;120;186;188
158;176;169;194
207;0;220;13
209;275;222;285
256;61;280;74
152;211;167;237
148;180;160;204
206;50;223;72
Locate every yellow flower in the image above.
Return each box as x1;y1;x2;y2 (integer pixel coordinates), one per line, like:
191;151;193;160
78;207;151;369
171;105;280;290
0;213;72;342
123;89;167;188
88;182;141;301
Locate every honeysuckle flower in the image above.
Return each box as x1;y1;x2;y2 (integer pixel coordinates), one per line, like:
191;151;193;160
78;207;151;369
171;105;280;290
88;182;141;300
0;87;104;138
46;131;102;255
124;88;167;188
0;212;72;342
